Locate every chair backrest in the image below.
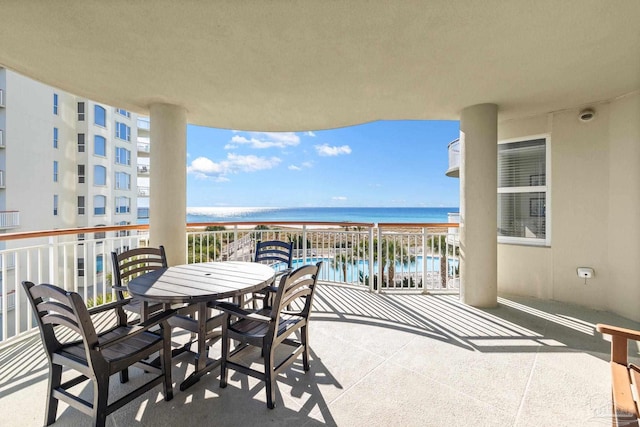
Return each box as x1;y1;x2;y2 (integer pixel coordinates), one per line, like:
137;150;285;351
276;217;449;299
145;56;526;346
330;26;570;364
254;240;293;269
22;281;104;365
268;261;322;336
111;246;167;301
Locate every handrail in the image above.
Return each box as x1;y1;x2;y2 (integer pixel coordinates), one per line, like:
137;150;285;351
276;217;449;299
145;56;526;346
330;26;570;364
0;221;460;242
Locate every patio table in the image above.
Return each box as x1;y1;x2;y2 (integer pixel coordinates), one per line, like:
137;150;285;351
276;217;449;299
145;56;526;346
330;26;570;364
127;261;275;391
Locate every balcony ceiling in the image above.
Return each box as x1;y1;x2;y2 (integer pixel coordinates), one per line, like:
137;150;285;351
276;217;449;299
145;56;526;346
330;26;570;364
0;1;638;131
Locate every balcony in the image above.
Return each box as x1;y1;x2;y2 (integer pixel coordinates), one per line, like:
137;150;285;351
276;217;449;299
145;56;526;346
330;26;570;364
0;129;4;148
445;138;460;177
137;137;150;156
138;185;150;197
0;88;4;107
0;222;632;425
0;211;19;229
137;164;150;175
0;170;4;188
137;117;150;131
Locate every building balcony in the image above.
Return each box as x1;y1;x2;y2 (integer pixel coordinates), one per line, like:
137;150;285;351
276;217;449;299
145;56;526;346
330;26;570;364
0;88;4;107
0;222;630;425
138;186;150;197
0;129;4;148
0;211;19;229
445;138;460;178
137;137;150;156
0;170;4;188
137;164;150;175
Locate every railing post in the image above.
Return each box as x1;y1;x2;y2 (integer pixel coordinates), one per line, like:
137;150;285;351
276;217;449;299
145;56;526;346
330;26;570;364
377;227;383;293
422;227;429;294
48;236;56;285
302;225;308;262
1;252;6;340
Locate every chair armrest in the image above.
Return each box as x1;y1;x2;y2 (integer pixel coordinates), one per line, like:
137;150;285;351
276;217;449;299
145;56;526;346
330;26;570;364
215;302;271;323
95;308;177;350
597;324;640;341
87;298;130;315
112;285;128;292
262;286;279;294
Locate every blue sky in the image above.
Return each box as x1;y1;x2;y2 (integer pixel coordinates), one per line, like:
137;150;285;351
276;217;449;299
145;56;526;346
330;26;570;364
186;120;460;208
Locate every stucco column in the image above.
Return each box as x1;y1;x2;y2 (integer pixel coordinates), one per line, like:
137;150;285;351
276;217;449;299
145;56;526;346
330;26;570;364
459;104;498;307
149;103;187;266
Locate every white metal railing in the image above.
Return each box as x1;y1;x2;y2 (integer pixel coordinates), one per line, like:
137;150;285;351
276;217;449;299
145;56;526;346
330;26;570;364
0;222;459;345
138;186;150;196
0;170;4;188
0;211;20;229
137;117;150;130
0;88;4;107
0;291;15;312
137;165;150;174
446;139;460;177
137;141;150;153
0;129;4;148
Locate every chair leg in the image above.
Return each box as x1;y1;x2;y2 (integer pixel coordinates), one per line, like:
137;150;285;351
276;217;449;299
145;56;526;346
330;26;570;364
45;363;62;426
92;375;109;427
264;345;276;409
220;326;229;388
119;368;129;383
161;326;174;401
301;325;310;371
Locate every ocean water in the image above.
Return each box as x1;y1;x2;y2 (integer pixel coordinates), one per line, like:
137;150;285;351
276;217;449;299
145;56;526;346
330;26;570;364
185;206;458;224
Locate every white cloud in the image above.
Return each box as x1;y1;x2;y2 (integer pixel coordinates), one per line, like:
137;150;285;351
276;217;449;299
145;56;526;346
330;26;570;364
288;161;313;171
306;131;316;137
228;132;301;149
187;154;281;181
223;144;238;150
315;144;352;156
332;196;348;201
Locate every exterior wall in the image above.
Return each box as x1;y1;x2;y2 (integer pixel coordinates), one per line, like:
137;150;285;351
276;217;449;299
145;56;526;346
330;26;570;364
497;92;640;321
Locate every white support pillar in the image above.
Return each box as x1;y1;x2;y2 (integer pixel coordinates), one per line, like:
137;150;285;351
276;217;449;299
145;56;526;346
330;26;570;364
149;104;187;266
459;103;498;307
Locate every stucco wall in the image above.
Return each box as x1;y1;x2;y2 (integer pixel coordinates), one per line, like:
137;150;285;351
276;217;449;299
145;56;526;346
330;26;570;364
497;92;640;321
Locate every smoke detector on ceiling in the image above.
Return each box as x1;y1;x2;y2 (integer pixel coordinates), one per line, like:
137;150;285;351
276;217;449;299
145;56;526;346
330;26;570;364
579;108;596;122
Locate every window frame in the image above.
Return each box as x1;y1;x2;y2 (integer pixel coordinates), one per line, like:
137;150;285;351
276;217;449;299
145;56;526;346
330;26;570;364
115;147;131;165
77;133;85;153
115;196;131;214
53;93;58;115
115;121;131;142
94;135;106;157
115;171;131;190
94;105;106;127
53;194;58;216
53;127;58;148
93;195;106;216
77;196;85;215
53;161;59;183
94;165;107;186
497;134;551;246
77;102;85;121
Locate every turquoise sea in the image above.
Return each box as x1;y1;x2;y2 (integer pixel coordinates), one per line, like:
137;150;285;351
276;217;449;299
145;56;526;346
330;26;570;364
185;207;458;224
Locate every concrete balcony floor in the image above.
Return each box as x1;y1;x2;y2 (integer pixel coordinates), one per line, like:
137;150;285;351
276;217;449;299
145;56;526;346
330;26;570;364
2;284;639;426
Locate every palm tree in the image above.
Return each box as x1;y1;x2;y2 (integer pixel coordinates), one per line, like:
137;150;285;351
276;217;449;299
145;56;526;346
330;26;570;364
331;253;353;282
427;234;459;288
356;238;414;287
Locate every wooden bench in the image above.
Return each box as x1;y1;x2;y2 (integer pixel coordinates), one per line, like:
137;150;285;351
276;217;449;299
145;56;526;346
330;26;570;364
597;324;640;427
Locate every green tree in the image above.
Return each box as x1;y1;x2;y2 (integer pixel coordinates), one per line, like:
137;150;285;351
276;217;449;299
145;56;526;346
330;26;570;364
357;238;414;287
427;234;459;288
331;253;353;282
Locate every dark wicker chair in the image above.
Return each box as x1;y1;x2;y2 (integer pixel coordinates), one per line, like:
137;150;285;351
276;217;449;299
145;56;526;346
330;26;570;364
217;261;322;408
250;240;294;308
111;246;168;322
22;281;174;427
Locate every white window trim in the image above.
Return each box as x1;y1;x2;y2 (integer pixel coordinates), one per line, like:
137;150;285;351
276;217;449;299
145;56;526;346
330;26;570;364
497;133;551;247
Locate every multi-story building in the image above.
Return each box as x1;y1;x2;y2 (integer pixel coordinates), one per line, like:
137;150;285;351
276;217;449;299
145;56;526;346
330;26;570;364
0;67;138;295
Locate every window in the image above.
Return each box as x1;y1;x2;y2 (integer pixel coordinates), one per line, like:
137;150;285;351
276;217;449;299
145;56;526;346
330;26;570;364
94;135;106;156
78;233;85;241
116;108;130;118
53;127;58;148
94;165;106;186
53;93;58;115
53;161;58;182
94;105;106;127
94;195;106;215
115;196;131;214
115;122;131;141
77;258;85;277
78;164;85;183
115;172;131;190
96;254;104;274
77;133;85;152
77;102;85;121
498;136;549;245
77;196;85;215
115;147;131;165
117;221;131;237
53;194;58;216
